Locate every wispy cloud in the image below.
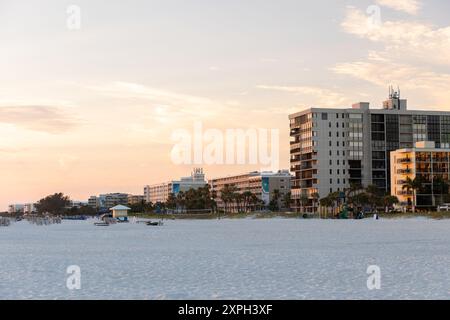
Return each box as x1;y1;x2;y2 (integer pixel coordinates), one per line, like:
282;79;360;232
256;85;350;107
332;56;450;107
0;106;79;134
341;7;450;66
376;0;421;15
336;5;450;107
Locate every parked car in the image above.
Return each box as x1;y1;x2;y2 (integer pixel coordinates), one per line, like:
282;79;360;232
437;203;450;211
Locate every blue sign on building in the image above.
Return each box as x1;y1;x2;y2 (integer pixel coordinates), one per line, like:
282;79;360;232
172;183;180;194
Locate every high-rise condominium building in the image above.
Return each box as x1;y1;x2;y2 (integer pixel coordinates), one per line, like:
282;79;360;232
289;89;450;212
209;170;292;212
391;141;450;209
144;168;207;203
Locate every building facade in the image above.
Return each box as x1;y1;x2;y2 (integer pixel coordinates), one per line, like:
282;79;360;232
391;141;450;209
88;193;129;209
209;170;291;211
144;168;207;203
8;204;24;214
289;91;450;212
127;195;145;205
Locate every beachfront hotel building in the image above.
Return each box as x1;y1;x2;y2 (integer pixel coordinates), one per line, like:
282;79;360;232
144;168;207;203
289;89;450;212
88;193;129;209
391;141;450;210
209;170;292;212
127;195;145;205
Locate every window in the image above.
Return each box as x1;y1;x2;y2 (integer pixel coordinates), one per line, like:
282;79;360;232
349;113;363;119
329;132;332;137
330;169;333;174
322;113;328;120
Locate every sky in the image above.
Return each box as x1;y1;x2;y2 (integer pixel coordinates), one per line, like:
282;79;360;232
1;0;450;210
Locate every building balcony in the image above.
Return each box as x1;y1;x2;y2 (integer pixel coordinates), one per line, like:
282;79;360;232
397;158;411;164
397;169;412;174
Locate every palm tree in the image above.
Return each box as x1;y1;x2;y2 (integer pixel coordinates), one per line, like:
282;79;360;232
402;176;422;213
299;195;309;213
220;184;238;214
166;193;177;211
282;192;292;211
242;191;254;212
365;185;383;212
311;192;320;216
319;196;333;218
176;191;186;213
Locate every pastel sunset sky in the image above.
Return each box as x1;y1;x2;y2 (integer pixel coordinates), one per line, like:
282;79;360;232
1;0;450;209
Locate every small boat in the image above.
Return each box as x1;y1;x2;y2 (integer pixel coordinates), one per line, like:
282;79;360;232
94;222;110;226
146;221;163;226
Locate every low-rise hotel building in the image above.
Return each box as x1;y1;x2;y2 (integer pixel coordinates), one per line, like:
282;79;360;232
144;168;207;203
391;141;450;209
88;193;129;209
209;170;292;211
127;195;145;205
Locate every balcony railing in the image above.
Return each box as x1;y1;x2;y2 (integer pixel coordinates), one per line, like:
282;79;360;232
397;169;412;174
397;158;411;164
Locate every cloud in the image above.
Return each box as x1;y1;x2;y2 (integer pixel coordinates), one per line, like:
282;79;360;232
336;6;450;108
341;7;450;66
332;56;450;107
0;106;79;133
376;0;421;15
256;85;350;107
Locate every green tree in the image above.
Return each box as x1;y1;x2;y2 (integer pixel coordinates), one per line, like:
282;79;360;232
383;195;399;212
35;193;71;215
365;185;383;212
